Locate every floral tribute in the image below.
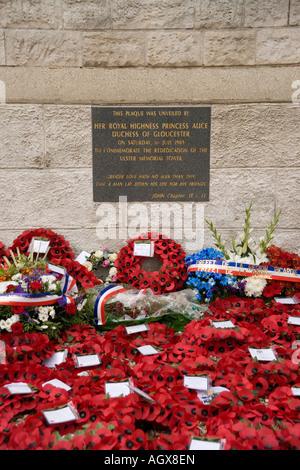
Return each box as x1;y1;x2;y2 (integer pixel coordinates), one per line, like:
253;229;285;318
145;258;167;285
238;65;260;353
85;248;119;284
5;228;101;290
186;205;290;302
262;245;300;299
0;294;300;450
185;247;247;303
115;233;188;295
0;230;101;338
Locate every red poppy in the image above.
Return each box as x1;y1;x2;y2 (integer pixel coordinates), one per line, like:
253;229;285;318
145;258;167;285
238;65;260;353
11;322;23;335
5;284;17;293
65;302;77;316
51;439;73;450
29;281;43;292
118;426;147;450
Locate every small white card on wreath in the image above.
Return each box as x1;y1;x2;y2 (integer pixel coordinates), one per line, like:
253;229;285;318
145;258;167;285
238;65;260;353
4;382;38;395
212;320;235;329
42;349;68;368
183;374;210;391
248;347;277;362
74;354;102;368
288;316;300;326
28;237;50;254
105;380;131;398
137;345;161;356
43;402;79;425
274;296;299;305
125;324;150;335
133;240;154;257
75;251;91;265
189;436;225;450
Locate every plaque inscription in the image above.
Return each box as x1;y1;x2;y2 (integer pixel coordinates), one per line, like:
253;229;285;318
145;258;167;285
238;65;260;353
92;106;211;202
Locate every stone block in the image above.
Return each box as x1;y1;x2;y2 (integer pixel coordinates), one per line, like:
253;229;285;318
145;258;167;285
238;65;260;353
204;30;256;66
276;169;300;229
111;0;195;29
6;29;82;66
83;31;145;67
290;0;300;25
0;29;5;65
211;104;300;168
0;104;44;168
244;0;289;27
257;28;300;65
43;105;92;168
205;169;277;229
0;0;62;29
0;168;98;229
62;0;111;30
146;31;202;66
1;66;299;105
195;0;243;28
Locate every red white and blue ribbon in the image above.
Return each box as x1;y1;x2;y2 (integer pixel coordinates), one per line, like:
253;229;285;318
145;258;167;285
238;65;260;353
94;284;127;326
0;273;78;307
94;285;149;326
60;273;78;306
187;259;300;282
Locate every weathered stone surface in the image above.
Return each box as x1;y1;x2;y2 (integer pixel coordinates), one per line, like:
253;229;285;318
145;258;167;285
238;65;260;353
6;29;82;66
204;30;256;66
111;0;195;29
257;28;300;65
195;0;243;28
290;0;300;25
0;104;44;168
0;169;98;229
146;31;202;66
1;66;299;105
211;104;300;168
44;105;92;168
206;169;277;228
0;29;5;65
62;0;111;30
0;0;62;29
244;0;289;27
276;169;300;229
83;32;145;67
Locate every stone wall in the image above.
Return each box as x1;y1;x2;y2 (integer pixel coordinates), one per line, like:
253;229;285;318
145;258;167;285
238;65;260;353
0;0;299;256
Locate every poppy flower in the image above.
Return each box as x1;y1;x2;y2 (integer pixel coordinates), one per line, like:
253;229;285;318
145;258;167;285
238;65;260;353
51;439;73;450
118;427;147;450
29;281;43;292
11;322;23;335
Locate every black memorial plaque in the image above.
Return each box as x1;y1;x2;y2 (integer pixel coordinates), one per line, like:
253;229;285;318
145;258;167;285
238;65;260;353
92;106;211;202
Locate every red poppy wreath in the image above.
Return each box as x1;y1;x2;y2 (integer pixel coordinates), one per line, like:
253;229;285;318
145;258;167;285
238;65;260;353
115;233;188;294
6;228;101;290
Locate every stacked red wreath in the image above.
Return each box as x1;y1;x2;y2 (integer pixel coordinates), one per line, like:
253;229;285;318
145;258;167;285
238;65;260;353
6;228;101;290
115;233;188;294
